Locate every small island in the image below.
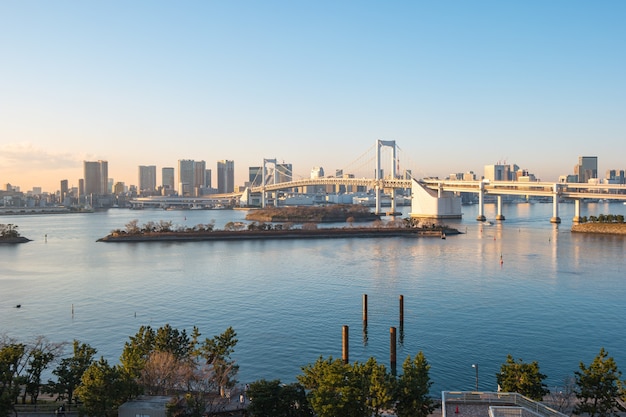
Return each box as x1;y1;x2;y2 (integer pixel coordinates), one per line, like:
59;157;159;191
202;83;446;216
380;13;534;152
0;224;31;244
98;216;459;242
571;214;626;235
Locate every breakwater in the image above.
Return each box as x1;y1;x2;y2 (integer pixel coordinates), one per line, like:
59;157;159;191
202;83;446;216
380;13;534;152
98;227;458;242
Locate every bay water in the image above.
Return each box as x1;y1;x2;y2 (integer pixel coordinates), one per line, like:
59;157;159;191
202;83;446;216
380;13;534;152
1;201;625;394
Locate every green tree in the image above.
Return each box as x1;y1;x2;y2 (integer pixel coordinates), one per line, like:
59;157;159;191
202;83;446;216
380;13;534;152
298;356;364;417
574;348;626;417
75;357;129;417
395;352;435;417
246;379;313;417
0;343;26;417
357;357;394;417
496;355;549;400
198;327;239;393
49;340;97;409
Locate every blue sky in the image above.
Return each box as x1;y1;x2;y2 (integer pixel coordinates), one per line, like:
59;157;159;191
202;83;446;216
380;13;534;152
1;1;625;192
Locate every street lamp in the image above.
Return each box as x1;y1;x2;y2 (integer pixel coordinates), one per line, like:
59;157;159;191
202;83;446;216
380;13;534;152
472;364;479;391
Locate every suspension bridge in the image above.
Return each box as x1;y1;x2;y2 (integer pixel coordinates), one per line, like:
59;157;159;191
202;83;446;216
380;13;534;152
130;140;626;223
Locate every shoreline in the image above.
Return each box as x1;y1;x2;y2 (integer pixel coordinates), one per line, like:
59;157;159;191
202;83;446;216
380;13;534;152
98;227;459;242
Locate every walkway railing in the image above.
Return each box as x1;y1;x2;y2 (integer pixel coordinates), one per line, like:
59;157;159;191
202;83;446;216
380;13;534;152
442;391;567;417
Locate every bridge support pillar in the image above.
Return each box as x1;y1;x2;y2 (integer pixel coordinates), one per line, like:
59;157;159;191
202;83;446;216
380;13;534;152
495;195;505;221
476;181;486;221
572;199;582;223
550;183;561;224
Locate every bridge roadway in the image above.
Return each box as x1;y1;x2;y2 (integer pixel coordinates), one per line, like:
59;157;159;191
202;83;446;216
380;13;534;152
131;178;626;223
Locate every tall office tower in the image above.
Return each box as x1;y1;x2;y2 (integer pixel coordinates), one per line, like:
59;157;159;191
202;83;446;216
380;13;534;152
178;159;195;195
193;160;206;189
113;182;125;194
60;180;69;202
78;179;84;200
138;165;157;193
83;160;108;195
217;160;235;193
310;167;324;178
162;167;175;189
205;169;212;189
575;156;598;183
484;164;513;181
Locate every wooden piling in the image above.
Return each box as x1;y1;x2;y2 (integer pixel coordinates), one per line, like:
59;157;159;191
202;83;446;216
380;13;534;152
390;326;397;375
342;325;349;364
362;294;368;324
399;295;404;327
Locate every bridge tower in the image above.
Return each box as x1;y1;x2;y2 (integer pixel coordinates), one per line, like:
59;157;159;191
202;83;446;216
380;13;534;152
261;158;278;208
375;140;397;215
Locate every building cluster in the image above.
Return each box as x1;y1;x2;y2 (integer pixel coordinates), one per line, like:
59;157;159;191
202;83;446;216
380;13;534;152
2;154;624;210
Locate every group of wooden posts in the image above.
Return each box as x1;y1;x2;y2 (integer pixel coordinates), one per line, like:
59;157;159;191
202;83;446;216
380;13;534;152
342;294;404;373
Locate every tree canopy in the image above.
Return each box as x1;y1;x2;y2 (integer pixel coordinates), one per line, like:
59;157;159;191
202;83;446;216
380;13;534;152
496;355;549;401
574;348;626;417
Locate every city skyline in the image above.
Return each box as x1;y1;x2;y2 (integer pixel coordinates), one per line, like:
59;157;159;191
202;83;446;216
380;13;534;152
2;1;625;192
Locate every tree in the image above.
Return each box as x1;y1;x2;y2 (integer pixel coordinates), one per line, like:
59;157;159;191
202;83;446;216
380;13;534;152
124;219;140;234
0;342;25;417
75;357;129;417
496;355;549;400
247;379;312;417
24;348;54;404
298;356;364;417
361;357;395;417
48;340;97;409
22;336;63;405
140;351;190;395
198;327;239;394
574;348;626;417
297;356;396;417
395;352;435;417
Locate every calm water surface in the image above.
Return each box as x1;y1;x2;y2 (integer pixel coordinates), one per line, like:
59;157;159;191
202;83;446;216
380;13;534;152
1;202;625;393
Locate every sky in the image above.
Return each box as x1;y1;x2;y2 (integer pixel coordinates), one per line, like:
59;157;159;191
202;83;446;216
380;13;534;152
1;1;625;192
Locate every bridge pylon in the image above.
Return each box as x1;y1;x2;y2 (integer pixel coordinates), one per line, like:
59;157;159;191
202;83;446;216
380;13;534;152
262;158;278;208
375;140;397;215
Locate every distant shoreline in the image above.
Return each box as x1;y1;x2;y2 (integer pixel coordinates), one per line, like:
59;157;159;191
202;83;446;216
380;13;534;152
571;223;626;235
98;227;459;242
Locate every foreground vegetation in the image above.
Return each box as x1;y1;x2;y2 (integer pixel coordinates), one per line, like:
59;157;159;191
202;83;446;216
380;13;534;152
2;327;625;417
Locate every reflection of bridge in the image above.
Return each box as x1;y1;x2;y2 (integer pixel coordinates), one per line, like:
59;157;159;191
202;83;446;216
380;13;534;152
131;140;626;223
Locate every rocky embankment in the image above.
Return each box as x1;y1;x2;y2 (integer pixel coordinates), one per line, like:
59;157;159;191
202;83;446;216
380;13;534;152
0;237;31;244
98;227;459;242
571;223;626;235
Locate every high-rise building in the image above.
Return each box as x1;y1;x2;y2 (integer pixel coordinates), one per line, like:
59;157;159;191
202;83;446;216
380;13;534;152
193;160;206;190
162;167;175;190
310;167;324;178
205;169;212;189
138;165;157;193
178;159;195;195
484;164;510;181
575;156;598;183
217;160;235;193
83;160;108;195
60;180;69;203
